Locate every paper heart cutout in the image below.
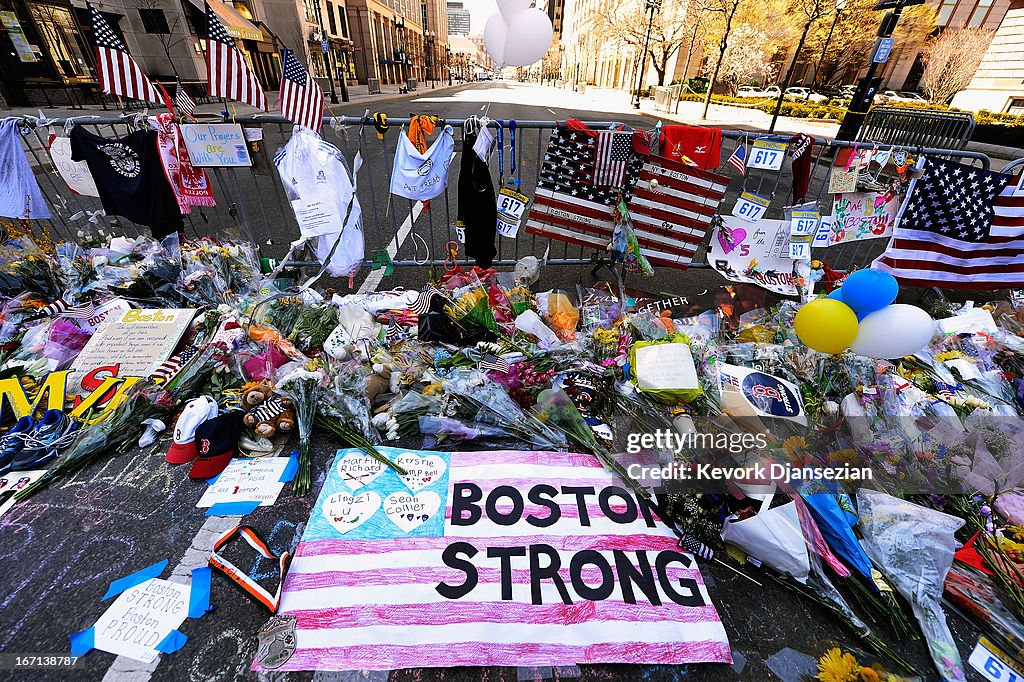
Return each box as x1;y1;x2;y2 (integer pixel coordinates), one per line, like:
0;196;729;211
323;491;381;534
336;451;386;490
394;453;447;492
718;225;747;254
384;491;441;533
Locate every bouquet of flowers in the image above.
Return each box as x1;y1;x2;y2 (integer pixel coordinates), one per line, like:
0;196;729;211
274;360;329;495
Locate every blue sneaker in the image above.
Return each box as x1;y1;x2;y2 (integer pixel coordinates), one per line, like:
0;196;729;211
0;416;35;476
10;410;79;471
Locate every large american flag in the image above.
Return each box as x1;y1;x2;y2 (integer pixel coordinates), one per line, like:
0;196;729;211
279;47;325;133
525;124;728;269
594;130;632;187
261;447;731;671
875;157;1024;289
205;1;267;111
86;3;161;105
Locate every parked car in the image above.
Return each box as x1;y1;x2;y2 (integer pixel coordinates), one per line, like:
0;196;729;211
899;90;928;102
838;85;858;100
737;85;768;98
762;85;782;98
875;89;928;104
784;87;828;103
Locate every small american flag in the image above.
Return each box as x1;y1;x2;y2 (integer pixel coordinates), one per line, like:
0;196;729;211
593;130;632;187
205;1;267;111
409;285;446;315
875;157;1022;289
175;78;197;118
384;318;407;345
86;2;161;105
726;144;746;175
479;354;510;374
26;298;96;322
279;47;325;133
150;345;201;383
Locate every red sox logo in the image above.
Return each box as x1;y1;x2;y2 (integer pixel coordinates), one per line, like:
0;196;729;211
200;438;211;455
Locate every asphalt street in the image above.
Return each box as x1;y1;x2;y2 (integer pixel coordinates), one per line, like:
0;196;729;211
1;82;989;681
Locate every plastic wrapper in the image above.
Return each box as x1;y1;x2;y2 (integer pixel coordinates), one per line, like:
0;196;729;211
857;489;966;681
537;291;579;342
629;334;703;404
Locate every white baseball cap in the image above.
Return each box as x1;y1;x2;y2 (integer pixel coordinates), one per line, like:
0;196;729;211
165;396;219;464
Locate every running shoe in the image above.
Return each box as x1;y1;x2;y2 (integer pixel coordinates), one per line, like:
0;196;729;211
10;410;79;471
0;416;35;476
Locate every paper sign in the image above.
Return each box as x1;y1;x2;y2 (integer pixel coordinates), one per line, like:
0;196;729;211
49;136;99;196
747;140;786;171
0;12;37;62
937;307;998;336
68;308;196;394
80;297;133;333
93;578;190;662
291;198;336;238
829;191;900;244
634;344;699;391
197;457;291;508
0;469;46;518
790;210;819;237
708;218;799;296
496;187;529;238
181;123;252;167
732;192;770;223
969;636;1024;682
812;215;833;247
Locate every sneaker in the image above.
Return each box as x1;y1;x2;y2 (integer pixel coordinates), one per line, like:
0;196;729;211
10;410;79;471
0;416;35;476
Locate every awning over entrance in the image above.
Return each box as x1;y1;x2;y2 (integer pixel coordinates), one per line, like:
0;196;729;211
187;0;262;42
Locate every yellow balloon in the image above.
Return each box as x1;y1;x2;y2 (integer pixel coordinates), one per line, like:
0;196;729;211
794;298;859;354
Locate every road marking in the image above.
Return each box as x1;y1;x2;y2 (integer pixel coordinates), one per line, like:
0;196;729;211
547;108;558;115
358;201;423;293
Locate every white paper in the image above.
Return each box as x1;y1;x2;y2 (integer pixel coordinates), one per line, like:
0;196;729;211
291;198;337;238
731;191;770;224
634;344;699;391
49;136;100;197
937;308;998;336
747;140;786;170
79;298;133;333
0;469;47;518
707;218;800;296
93;578;190;663
197;457;290;508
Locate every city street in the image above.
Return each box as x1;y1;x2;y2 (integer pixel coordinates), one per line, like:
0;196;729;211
0;81;991;681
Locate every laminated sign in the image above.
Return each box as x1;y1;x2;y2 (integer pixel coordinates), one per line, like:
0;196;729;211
496;186;529;238
719;364;808;426
747;140;787;171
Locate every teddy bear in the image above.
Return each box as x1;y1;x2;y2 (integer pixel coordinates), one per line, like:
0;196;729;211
241;382;296;438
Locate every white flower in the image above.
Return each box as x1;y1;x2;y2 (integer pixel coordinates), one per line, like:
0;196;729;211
371;413;390;428
92;255;108;268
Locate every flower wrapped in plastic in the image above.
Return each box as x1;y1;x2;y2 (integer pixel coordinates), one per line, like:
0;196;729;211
179;238;261;308
444;279;500;334
274;361;329;495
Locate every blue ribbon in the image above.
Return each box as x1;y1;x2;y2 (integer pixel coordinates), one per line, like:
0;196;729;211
509;120;517;180
188;567;211;618
69;627;95;657
155;629;188;654
102;560;168;601
205;501;260;517
280;450;299;482
495;120;505;186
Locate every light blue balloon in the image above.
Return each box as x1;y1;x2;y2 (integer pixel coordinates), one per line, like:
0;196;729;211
841;270;898;315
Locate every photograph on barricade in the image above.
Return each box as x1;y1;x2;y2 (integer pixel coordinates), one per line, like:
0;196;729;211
3;0;1024;678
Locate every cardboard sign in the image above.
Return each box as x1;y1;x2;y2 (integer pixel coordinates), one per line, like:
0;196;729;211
708;218;800;296
93;578;190;662
732;192;770;223
262;447;731;671
496;187;529;238
829;191;901;244
747;140;786;171
181;124;252;167
49;136;99;197
719;364;807;426
68;308;195;394
197;457;292;508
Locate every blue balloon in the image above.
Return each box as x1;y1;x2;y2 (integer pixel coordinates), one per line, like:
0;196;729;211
827;289;844;302
840;269;898;315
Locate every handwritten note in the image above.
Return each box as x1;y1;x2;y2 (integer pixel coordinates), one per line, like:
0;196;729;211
49;136;100;197
93;578;190;662
68;308;195;394
181;124;252;167
197;457;291;508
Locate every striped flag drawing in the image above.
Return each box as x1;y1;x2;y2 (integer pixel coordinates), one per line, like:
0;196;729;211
175;78;197;118
478;354;510;374
875;157;1023;289
409;285;446;315
86;2;161;105
593;130;632;187
726;144;746;175
263;448;732;671
205;1;267;111
279;47;325;133
149;345;201;383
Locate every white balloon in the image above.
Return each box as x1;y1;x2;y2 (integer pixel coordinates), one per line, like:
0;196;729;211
498;0;532;22
850;304;935;359
502;8;553;67
483;13;508;67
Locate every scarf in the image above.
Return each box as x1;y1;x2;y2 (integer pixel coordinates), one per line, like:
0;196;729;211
153;113;216;211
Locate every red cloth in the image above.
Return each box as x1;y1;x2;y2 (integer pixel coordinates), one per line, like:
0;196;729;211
954;531;994;575
658;125;722;170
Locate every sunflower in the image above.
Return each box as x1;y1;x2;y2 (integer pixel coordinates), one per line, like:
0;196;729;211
781;436;808;459
817;647;861;682
858;667;881;682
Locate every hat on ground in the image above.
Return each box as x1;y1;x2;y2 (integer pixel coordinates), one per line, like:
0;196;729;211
188;410;245;479
166;396;219;464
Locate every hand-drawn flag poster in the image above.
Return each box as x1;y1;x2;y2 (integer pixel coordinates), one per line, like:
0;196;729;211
258;447;731;671
828;190;901;245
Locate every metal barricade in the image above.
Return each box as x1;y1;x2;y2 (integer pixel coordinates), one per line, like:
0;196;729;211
859;106;976;151
406;78;418;92
367;78;381;95
652;86;679;112
14;114;1009;279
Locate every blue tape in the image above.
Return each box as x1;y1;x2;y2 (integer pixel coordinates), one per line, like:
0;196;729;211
154;629;188;654
69;627;94;657
205;473;221;485
280;450;299;482
205;501;260;516
188;567;211;618
102;560;168;601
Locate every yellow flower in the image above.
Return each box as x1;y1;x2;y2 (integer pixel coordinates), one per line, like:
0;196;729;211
825;449;860;467
858;667;881;682
935;350;966;362
817;647;861;682
781;436;808;459
423;382;443;396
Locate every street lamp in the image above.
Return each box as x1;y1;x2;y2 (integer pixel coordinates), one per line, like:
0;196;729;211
393;14;406;86
812;0;847;91
425;30;435;88
446;46;452;85
632;0;661;109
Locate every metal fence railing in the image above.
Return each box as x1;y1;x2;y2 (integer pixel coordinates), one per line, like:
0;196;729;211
12;113;1017;278
858;106;976;151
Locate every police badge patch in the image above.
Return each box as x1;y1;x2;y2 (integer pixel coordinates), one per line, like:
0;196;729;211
256;614;297;669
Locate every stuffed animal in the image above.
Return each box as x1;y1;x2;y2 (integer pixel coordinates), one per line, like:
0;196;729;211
241;382;296;438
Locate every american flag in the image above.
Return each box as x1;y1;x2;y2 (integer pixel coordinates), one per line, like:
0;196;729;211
875;157;1023;289
26;298;96;322
261;447;732;671
175;78;197;118
279;47;325;133
479;354;510;374
726;144;746;175
149;345;201;383
205;1;267;111
593;130;632;187
86;3;161;105
409;285;447;315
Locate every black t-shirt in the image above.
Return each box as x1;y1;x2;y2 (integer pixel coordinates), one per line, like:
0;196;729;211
70;127;183;237
457;132;497;269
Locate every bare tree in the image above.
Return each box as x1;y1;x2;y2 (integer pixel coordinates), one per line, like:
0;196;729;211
700;0;743;119
709;24;776;92
132;0;190;78
767;0;833;131
593;0;694;86
920;25;994;104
